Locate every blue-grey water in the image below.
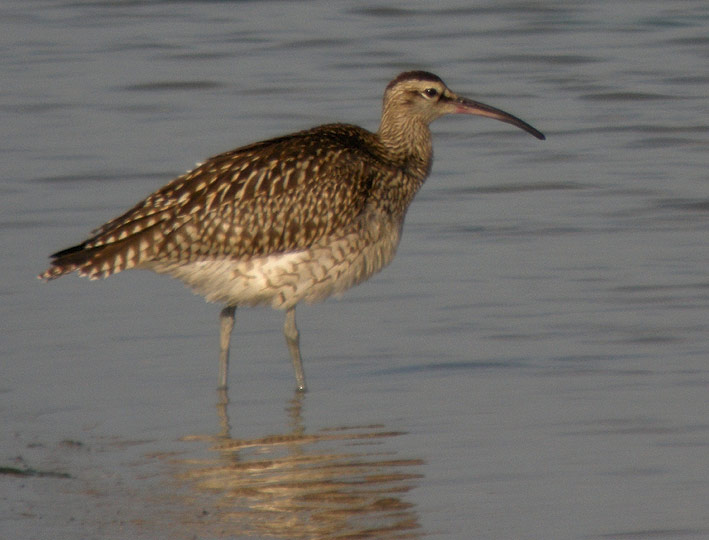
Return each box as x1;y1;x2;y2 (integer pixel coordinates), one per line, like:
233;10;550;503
2;1;708;539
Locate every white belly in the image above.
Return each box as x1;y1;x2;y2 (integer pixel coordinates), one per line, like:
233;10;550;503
145;214;402;310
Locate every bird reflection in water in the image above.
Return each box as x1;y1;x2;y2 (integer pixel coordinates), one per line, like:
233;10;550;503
168;390;425;539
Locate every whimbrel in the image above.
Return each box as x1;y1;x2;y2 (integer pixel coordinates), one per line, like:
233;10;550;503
39;71;545;392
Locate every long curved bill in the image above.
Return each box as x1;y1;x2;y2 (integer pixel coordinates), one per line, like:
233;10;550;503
451;95;545;140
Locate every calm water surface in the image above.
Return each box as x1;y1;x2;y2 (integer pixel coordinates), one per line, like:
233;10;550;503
2;1;708;539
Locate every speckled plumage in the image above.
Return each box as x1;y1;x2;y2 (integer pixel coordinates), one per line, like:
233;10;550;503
41;125;423;290
40;71;544;391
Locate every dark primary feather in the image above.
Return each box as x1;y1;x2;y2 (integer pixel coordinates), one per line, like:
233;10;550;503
41;123;400;280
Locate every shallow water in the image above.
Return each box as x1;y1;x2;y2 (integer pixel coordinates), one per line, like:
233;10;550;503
2;1;708;539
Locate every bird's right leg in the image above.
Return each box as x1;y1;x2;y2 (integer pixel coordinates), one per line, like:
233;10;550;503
284;307;307;392
218;305;236;390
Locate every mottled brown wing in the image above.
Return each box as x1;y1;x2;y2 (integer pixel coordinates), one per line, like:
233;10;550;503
39;125;384;281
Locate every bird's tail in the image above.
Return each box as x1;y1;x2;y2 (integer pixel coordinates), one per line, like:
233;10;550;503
38;221;166;282
39;241;132;281
39;243;90;280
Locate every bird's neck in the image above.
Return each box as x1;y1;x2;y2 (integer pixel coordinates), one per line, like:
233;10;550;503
377;112;433;181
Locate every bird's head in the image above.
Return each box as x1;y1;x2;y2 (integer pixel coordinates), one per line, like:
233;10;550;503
381;71;545;140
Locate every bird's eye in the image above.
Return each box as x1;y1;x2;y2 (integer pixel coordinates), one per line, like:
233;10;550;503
423;88;439;99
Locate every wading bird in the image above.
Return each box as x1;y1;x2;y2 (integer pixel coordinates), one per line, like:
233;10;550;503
40;71;545;391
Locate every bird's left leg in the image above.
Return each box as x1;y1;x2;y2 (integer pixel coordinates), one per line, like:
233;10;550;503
218;305;236;390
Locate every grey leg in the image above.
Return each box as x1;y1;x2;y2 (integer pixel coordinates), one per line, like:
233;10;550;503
284;306;307;392
218;305;236;390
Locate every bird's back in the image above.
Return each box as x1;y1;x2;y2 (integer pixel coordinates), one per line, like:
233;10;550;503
40;123;420;286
